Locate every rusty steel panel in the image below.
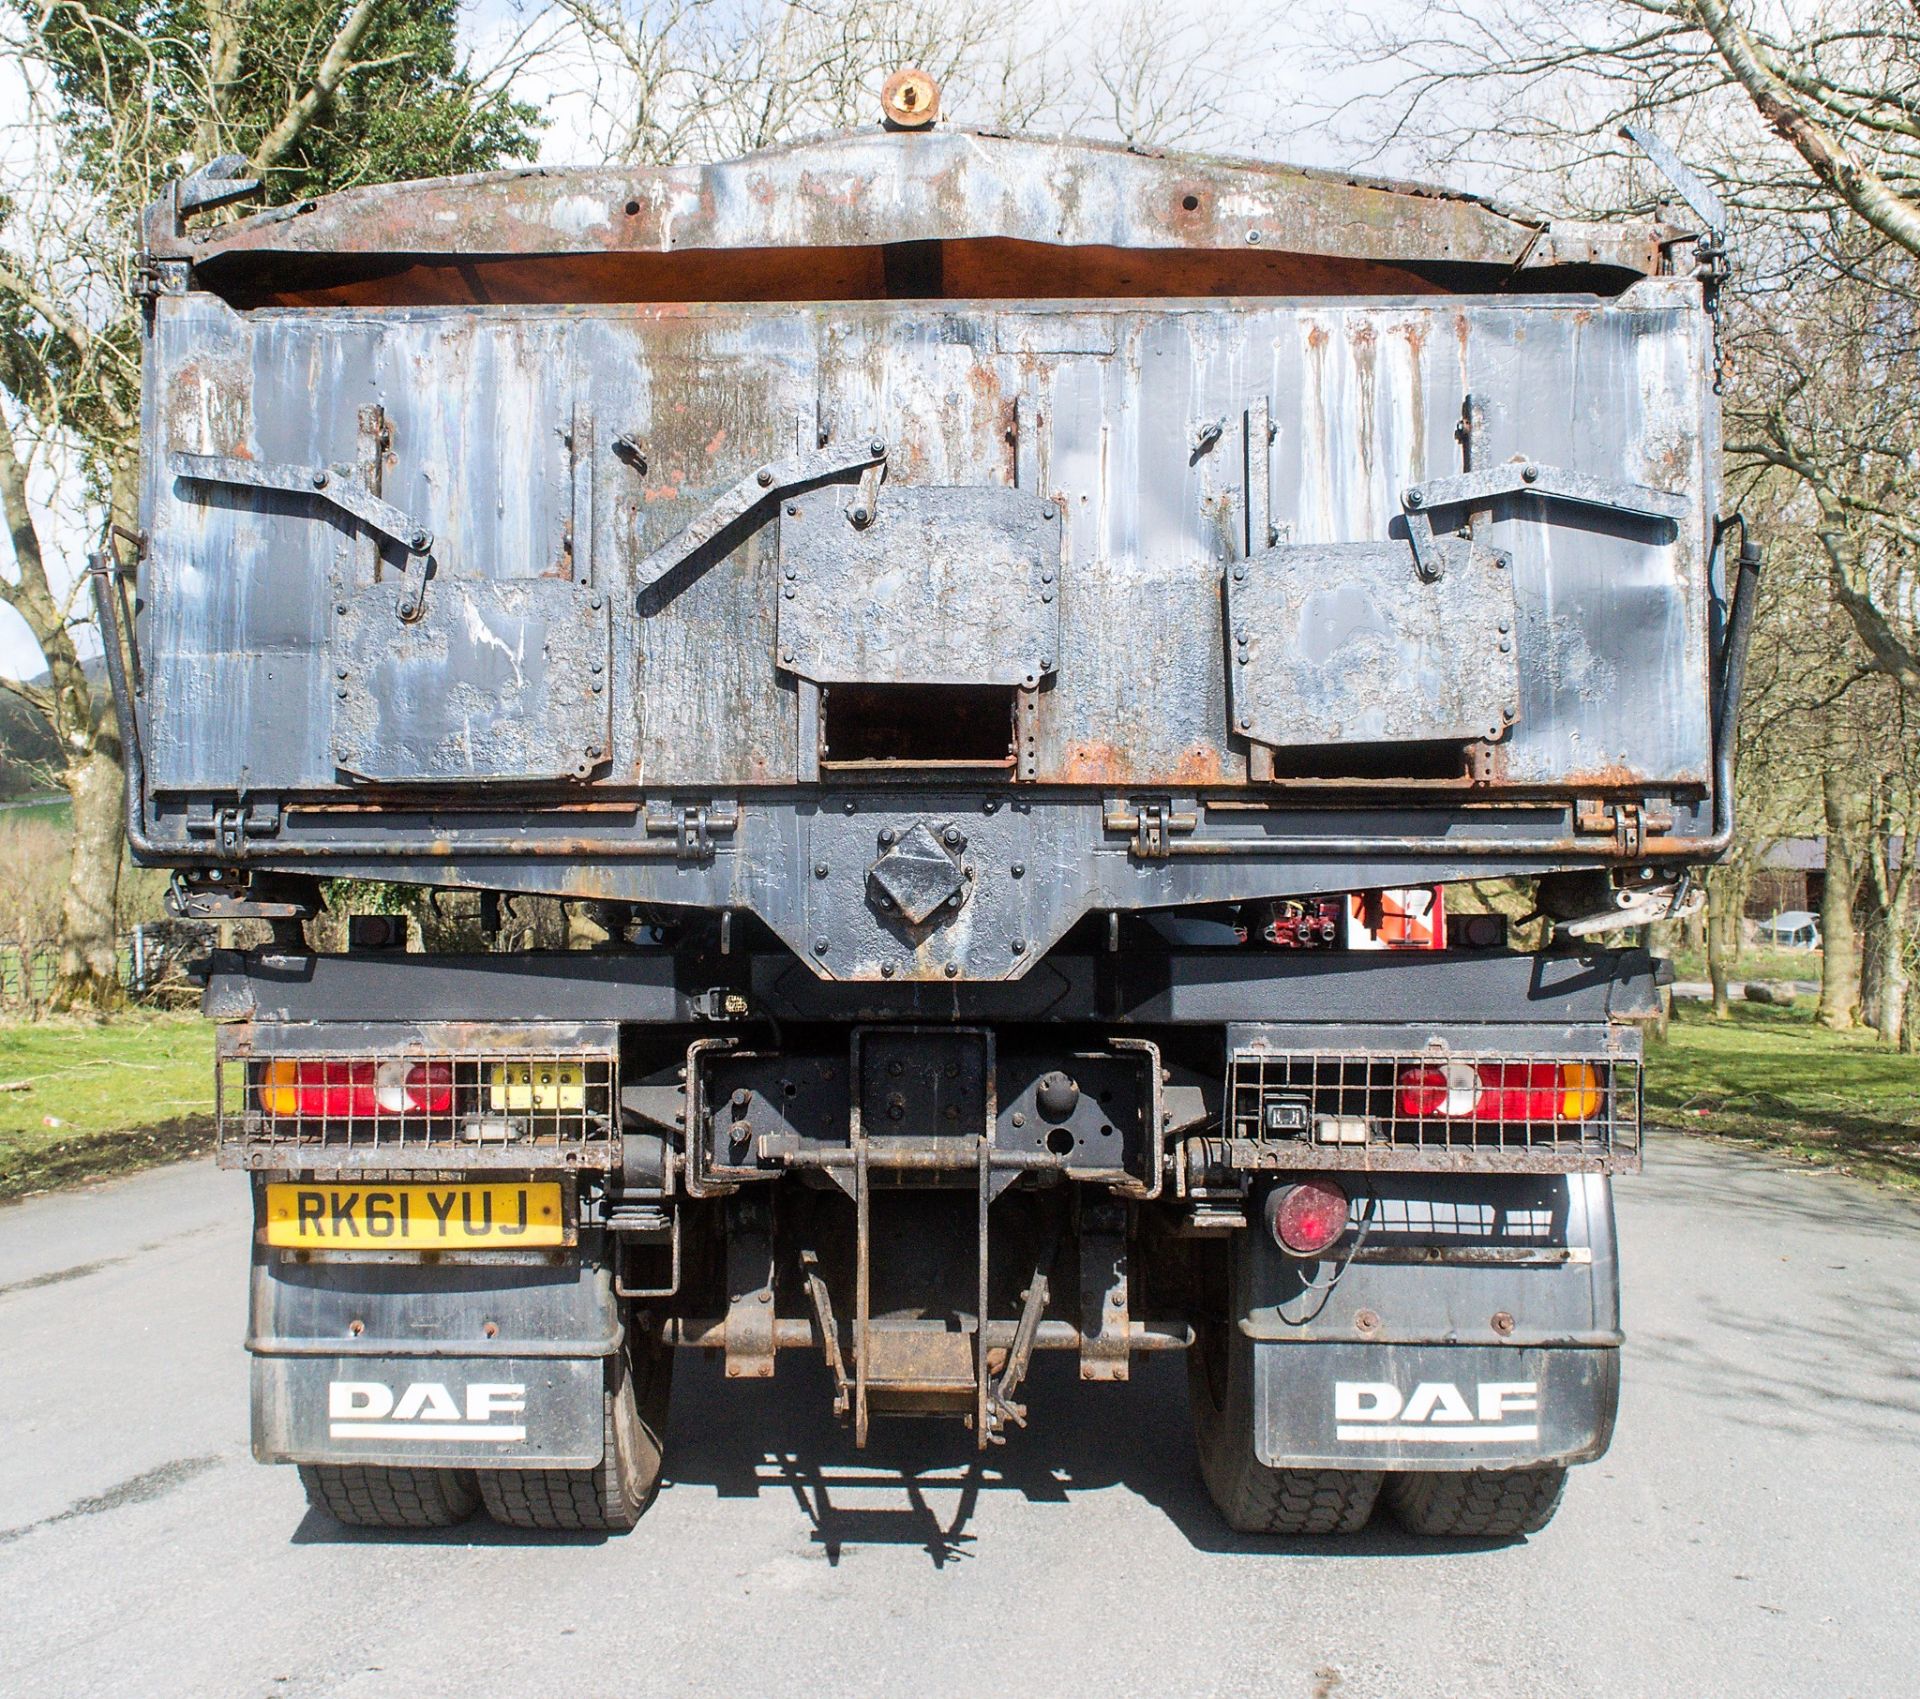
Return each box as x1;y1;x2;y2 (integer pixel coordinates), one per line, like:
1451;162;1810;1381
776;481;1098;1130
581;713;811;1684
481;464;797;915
777;487;1061;687
1225;541;1520;749
140;285;1713;800
128;130;1723;983
157;132;1668;283
331;580;612;784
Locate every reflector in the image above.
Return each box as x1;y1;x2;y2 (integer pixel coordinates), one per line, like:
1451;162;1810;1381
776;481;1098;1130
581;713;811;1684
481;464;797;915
1267;1179;1351;1257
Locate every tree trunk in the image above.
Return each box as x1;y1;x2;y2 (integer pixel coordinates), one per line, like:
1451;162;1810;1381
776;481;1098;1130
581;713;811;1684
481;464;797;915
1870;919;1907;1046
50;743;127;1009
1706;865;1747;1021
1818;762;1866;1029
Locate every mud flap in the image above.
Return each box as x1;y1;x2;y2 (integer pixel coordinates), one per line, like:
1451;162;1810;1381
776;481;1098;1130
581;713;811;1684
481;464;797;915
1239;1173;1624;1473
246;1221;620;1469
1252;1342;1618;1470
254;1354;607;1468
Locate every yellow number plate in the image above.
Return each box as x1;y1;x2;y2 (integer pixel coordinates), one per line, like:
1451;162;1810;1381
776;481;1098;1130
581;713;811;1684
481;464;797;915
489;1062;585;1112
263;1182;567;1249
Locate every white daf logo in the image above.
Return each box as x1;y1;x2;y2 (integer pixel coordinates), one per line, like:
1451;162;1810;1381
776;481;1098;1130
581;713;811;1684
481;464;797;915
1334;1380;1538;1442
328;1380;526;1442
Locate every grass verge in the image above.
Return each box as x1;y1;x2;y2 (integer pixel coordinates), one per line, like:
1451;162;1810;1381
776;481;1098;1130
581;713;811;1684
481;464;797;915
0;1013;216;1202
1646;998;1920;1192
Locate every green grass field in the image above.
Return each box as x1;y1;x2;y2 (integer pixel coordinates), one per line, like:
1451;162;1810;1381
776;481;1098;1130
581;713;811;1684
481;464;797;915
1;994;1916;1202
0;1013;216;1200
1664;944;1824;984
1647;999;1920;1191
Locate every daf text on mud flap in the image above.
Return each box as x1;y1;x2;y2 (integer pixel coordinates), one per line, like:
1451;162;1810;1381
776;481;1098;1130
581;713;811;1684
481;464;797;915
328;1381;527;1442
1335;1380;1539;1442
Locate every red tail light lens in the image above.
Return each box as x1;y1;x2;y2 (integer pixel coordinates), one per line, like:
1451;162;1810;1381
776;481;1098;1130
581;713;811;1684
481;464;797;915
1397;1061;1603;1122
1267;1179;1351;1257
259;1059;453;1118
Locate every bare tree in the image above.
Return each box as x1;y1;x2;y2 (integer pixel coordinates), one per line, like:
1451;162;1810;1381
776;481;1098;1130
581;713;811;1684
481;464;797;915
543;0;1267;165
0;0;538;1005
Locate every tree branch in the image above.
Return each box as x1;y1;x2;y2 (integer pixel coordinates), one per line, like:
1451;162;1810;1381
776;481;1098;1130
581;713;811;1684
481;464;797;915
1689;0;1920;260
248;0;383;173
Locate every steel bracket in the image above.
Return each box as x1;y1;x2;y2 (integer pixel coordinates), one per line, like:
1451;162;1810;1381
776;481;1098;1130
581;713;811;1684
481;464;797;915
1078;1198;1131;1382
185;796;282;852
643;800;740;861
634;439;888;594
1574;798;1674;858
723;1195;777;1380
1103;801;1197;859
1400;461;1688;581
168;453;434;557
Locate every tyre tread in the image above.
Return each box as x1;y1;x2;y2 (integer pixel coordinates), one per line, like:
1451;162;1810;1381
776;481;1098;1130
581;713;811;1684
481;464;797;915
297;1464;478;1529
1387;1466;1567;1538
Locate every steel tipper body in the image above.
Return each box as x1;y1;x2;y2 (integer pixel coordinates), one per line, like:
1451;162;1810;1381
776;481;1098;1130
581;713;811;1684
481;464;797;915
113;115;1744;1537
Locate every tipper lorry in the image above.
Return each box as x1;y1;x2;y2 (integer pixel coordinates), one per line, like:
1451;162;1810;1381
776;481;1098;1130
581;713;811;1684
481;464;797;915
104;87;1752;1538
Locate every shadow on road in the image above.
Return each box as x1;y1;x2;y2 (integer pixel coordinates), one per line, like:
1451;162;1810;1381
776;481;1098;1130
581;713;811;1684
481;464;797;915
291;1350;1521;1563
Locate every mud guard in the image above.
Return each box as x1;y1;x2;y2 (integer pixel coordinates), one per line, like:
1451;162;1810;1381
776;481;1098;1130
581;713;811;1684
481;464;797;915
1240;1174;1622;1471
246;1215;619;1469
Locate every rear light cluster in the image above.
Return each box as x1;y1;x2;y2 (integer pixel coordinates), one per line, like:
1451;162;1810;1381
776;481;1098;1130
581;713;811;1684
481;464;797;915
1396;1061;1603;1123
259;1059;453;1119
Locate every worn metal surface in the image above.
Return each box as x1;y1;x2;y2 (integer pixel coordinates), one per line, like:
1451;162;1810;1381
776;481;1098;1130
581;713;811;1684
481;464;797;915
331;579;612;782
1226;540;1519;748
152;132;1671;284
131;128;1721;982
778;486;1061;687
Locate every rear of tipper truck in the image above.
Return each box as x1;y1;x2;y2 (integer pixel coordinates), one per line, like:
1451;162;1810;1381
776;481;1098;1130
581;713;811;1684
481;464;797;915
107;77;1752;1537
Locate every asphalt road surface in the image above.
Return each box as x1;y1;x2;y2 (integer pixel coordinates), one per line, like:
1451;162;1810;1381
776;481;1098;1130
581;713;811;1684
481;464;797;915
3;1134;1916;1699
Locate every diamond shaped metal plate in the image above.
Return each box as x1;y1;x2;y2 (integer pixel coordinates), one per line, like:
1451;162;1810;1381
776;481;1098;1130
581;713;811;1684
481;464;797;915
867;820;966;924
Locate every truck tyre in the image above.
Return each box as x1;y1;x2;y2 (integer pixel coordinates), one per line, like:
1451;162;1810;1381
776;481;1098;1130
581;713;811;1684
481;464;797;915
297;1465;480;1529
1386;1467;1567;1538
478;1342;671;1533
1188;1317;1381;1535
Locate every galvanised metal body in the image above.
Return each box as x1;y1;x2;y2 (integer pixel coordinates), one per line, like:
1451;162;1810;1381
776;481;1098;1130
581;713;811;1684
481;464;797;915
115;126;1737;1539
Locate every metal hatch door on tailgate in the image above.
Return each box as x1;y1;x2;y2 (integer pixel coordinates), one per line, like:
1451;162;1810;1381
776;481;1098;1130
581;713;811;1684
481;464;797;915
143;297;609;792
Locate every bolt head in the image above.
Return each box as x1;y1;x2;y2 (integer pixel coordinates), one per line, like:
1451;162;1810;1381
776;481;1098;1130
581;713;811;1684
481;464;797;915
880;962;895;977
945;962;959;978
1520;464;1539;483
814;862;829;879
870;438;887;457
1403;488;1423;509
311;470;329;489
878;827;896;845
812;937;829;955
1010;863;1025;878
1041;501;1057;520
410;529;431;552
851;505;869;526
756;467;774;487
943;826;962;845
1011;939;1027;954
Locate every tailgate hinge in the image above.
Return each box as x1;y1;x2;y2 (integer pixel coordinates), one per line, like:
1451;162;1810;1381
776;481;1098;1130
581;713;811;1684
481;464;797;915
1103;800;1197;859
1574;797;1674;858
185;796;283;854
644;799;740;861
